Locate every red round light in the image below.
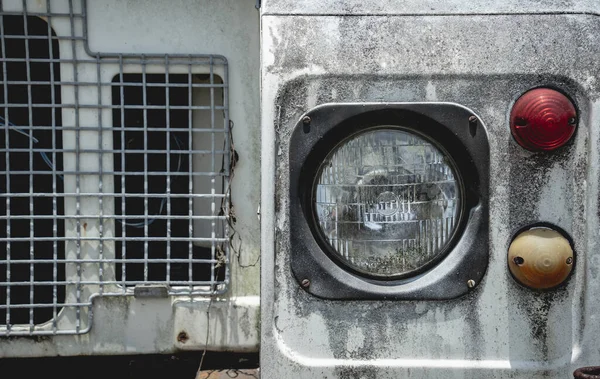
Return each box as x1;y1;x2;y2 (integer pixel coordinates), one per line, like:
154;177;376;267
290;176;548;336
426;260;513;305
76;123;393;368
510;88;577;151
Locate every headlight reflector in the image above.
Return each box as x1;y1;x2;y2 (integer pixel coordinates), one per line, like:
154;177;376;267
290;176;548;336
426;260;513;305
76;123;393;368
314;127;461;278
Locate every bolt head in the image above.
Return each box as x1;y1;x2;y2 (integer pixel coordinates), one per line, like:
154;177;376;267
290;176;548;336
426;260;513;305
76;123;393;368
301;279;310;288
467;279;476;288
566;257;573;265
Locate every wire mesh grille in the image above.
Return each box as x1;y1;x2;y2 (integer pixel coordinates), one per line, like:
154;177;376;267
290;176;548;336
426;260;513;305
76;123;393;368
0;0;230;336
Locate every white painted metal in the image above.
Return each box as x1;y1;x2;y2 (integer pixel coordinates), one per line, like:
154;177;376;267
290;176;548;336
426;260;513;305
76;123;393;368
0;0;260;356
261;1;600;378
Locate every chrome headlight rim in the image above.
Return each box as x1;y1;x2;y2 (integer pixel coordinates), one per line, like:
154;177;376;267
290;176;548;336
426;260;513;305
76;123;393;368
310;125;466;280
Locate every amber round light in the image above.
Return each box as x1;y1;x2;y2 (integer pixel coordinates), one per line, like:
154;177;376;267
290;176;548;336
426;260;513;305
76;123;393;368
507;227;573;290
510;88;577;151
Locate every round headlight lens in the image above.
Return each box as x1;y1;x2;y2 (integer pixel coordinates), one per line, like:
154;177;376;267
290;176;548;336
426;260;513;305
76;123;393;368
314;127;461;277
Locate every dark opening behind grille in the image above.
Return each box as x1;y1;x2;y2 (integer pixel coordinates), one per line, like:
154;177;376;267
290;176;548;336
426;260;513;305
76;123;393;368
112;74;225;285
0;16;65;326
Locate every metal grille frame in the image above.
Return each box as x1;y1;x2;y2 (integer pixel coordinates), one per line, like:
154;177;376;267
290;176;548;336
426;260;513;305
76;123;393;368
0;0;230;336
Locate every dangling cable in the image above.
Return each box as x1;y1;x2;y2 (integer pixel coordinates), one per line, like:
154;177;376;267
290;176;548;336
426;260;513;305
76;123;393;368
2;115;184;228
1;115;61;178
119;133;184;228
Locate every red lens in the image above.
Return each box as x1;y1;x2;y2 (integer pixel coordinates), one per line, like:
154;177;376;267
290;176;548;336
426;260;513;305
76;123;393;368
510;88;577;151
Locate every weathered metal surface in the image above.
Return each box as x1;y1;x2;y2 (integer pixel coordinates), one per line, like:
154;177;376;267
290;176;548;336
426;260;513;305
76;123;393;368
0;0;260;356
197;369;259;379
262;0;600;15
173;296;260;352
261;1;600;378
0;295;259;356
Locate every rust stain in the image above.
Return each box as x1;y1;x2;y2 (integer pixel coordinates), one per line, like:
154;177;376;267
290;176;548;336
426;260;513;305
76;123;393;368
176;331;189;343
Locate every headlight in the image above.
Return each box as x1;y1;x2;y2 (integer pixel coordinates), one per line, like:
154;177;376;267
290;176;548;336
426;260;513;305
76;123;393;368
289;103;489;300
314;127;461;278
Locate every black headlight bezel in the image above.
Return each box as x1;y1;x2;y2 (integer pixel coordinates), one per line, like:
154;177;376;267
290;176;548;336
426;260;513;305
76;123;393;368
289;103;490;300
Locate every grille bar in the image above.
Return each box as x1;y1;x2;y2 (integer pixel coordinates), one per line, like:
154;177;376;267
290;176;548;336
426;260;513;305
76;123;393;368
0;0;230;336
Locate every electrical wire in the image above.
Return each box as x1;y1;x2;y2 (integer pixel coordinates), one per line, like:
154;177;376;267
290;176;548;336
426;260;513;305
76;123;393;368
120;133;183;228
1;115;59;177
1;115;184;229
